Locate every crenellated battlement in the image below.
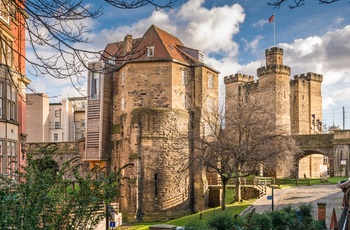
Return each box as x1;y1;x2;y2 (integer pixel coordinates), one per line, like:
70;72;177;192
224;73;254;84
266;47;284;56
293;72;323;83
257;64;291;76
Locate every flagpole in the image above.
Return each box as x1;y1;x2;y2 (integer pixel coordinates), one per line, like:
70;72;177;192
273;13;276;46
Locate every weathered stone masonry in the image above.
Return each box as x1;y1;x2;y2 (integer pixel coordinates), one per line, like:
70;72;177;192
86;25;218;221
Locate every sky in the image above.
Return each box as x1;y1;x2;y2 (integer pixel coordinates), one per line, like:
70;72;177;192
27;0;350;130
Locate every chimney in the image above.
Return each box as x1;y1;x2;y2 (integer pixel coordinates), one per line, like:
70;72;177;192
124;34;132;55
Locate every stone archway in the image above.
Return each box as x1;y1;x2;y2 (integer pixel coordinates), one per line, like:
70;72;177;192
32;159;60;174
297;149;330;179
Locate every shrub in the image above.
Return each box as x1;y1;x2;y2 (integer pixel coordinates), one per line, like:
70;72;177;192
184;219;212;230
247;213;273;230
206;211;235;230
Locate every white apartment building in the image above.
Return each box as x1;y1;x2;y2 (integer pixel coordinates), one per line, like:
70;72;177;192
26;94;86;143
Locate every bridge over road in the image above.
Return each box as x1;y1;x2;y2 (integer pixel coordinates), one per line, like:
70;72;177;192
294;129;350;178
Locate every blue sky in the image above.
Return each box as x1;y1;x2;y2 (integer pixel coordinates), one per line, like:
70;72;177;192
28;0;350;129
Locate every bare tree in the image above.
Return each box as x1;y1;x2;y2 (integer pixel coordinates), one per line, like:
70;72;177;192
198;95;300;211
268;0;341;9
5;0;175;95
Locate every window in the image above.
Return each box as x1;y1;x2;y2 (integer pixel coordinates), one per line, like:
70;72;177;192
205;123;214;137
55;110;60;117
108;56;116;65
90;72;99;99
55;122;60;129
121;97;125;111
154;174;158;197
121;72;125;86
147;46;154;57
0;1;9;24
7;141;16;177
323;156;328;164
81;120;85;127
182;94;188;109
208;73;214;89
0;140;2;173
1;36;13;67
54;134;58;141
6;84;16;120
0;82;2;118
207;97;214;112
182;70;188;85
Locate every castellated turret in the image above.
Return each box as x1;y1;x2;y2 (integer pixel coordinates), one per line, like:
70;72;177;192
290;72;323;134
257;47;291;77
293;72;323;83
224;73;254;84
257;47;292;135
265;47;284;65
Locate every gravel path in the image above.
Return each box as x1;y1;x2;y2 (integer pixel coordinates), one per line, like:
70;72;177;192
241;184;344;227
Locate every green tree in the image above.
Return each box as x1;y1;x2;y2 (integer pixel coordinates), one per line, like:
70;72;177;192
0;143;131;230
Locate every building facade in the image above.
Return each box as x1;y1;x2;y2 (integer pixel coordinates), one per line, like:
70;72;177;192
0;0;31;177
86;25;219;221
26;95;86;143
224;47;325;178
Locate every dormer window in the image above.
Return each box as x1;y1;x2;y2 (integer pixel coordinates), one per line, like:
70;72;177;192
108;56;116;65
147;46;155;57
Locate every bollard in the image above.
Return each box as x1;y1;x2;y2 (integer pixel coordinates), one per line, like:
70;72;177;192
317;203;327;224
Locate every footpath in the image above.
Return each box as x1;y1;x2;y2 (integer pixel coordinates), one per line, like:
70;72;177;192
241;184;344;227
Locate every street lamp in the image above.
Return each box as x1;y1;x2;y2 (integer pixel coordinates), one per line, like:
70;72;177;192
20;133;27;160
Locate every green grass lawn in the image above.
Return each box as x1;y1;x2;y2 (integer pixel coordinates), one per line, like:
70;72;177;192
117;176;347;229
124;199;254;230
277;176;347;188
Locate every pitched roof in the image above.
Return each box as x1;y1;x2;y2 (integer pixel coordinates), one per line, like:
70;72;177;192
102;25;209;68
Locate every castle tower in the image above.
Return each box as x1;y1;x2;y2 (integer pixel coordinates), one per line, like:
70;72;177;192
257;47;291;134
86;25;219;222
291;73;323;134
224;73;255;100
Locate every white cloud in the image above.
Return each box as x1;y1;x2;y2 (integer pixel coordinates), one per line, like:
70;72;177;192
252;19;268;28
27;0;350;127
272;25;350;127
334;17;344;25
242;35;263;52
174;0;245;57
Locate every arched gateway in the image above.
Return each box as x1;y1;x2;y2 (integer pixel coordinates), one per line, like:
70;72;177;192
294;130;350;178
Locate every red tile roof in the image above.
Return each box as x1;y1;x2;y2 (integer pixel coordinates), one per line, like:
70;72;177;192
102;25;206;67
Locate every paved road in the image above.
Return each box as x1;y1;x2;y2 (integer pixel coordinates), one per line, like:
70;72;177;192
241;184;344;227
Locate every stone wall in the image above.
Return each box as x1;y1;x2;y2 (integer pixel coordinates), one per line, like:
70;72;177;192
116;108;195;221
298;154;325;178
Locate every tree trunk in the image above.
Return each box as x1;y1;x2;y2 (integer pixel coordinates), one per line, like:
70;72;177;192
234;177;241;202
221;177;229;211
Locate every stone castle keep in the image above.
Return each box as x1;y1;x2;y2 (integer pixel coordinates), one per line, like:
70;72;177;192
84;26;324;221
224;47;324;179
225;47;323;136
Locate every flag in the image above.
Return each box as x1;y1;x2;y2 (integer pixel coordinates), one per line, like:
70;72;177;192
269;15;274;23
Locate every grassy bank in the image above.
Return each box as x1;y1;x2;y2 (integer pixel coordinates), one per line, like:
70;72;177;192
117;176;347;229
125;199;254;230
